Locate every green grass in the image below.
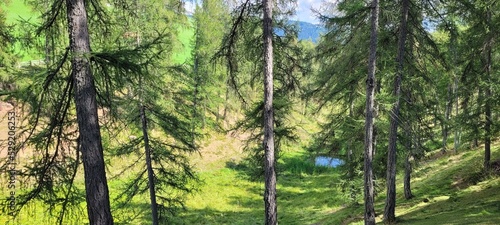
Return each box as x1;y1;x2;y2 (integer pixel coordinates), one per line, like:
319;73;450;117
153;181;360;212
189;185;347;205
2;0;36;25
2;0;194;64
177;149;345;225
172;21;194;64
2;124;500;225
1;0;41;62
332;145;500;225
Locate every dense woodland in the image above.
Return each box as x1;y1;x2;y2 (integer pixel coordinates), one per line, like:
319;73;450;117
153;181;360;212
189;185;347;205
0;0;499;224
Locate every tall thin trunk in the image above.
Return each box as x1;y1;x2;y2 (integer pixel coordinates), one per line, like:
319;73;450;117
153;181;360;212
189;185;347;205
65;0;113;224
131;3;159;221
484;9;492;171
404;154;413;199
403;114;414;200
140;105;159;225
348;101;356;202
442;84;452;153
404;148;413;199
364;0;379;223
384;0;409;222
44;0;54;65
450;28;460;153
262;0;276;224
192;24;202;132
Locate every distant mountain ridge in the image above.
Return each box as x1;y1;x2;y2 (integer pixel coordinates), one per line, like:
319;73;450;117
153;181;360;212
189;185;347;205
293;20;325;43
275;20;325;43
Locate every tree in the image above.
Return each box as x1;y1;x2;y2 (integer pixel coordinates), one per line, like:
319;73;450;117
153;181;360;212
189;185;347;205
364;0;379;223
217;0;310;224
262;0;277;223
92;1;198;223
384;0;409;222
65;0;113;223
447;0;500;171
192;0;231;129
312;0;376;204
0;6;17;91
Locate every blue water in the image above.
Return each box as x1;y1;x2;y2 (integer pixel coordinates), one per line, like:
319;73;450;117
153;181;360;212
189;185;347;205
315;156;344;168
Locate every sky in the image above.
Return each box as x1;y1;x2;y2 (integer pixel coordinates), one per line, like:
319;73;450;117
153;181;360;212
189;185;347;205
185;0;336;24
293;0;326;24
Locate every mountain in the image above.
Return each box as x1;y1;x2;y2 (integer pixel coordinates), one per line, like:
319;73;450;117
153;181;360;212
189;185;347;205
275;20;325;43
294;21;325;43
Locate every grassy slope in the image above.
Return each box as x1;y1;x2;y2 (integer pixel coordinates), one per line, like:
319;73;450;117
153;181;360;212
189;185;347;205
330;146;500;225
175;131;500;225
2;0;35;25
1;0;40;62
2;0;193;63
172;21;194;64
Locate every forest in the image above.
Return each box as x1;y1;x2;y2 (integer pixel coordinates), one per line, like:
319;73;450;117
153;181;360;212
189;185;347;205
0;0;499;224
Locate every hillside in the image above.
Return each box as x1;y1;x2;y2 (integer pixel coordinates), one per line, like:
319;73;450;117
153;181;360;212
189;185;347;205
2;1;500;225
175;136;500;224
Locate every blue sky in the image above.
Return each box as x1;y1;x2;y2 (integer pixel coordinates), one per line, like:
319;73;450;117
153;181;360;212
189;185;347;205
186;0;334;24
293;0;325;24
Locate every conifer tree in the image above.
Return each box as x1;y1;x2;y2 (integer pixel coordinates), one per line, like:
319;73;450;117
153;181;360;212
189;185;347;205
364;0;379;223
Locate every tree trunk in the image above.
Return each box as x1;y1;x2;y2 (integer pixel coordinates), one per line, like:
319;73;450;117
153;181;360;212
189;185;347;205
384;0;409;222
65;0;113;224
484;8;492;171
364;0;379;224
404;153;413;200
442;84;452;153
347;101;357;202
262;0;277;224
450;28;460;154
141;105;159;225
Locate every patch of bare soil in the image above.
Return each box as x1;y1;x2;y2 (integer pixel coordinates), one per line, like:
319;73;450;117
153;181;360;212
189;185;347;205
190;130;250;171
0;102;15;158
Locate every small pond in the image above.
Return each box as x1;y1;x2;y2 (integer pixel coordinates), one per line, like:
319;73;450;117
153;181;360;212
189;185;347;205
314;156;344;168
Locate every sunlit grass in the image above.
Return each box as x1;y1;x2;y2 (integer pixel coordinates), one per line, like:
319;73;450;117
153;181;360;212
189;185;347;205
334;144;500;225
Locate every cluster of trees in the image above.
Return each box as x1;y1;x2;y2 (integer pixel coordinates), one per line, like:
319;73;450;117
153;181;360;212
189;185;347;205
1;0;200;224
0;0;499;224
313;0;500;223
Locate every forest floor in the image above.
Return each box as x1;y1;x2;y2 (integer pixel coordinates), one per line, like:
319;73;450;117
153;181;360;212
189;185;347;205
0;102;499;224
175;132;500;225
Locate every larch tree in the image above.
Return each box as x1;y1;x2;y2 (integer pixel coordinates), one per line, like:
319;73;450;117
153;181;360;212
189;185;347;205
218;0;306;223
384;0;409;222
364;0;379;223
0;6;16;91
262;0;277;223
92;0;199;223
65;0;113;224
449;0;499;171
312;0;376;204
192;0;231;129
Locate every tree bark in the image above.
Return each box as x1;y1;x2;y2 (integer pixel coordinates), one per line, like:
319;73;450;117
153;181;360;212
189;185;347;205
384;0;409;222
364;0;379;224
484;8;492;171
442;84;452;153
262;0;277;224
141;105;159;225
65;0;113;224
450;27;460;154
404;153;413;200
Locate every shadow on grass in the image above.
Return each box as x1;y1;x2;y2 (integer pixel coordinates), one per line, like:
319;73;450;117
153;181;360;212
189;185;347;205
113;201;193;225
219;151;350;224
174;206;263;225
397;184;500;225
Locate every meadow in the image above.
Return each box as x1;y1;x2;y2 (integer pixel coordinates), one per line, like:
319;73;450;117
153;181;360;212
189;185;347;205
1;1;500;224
